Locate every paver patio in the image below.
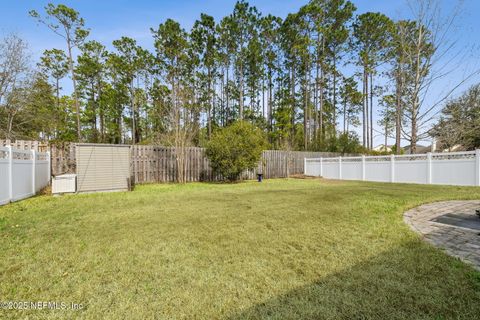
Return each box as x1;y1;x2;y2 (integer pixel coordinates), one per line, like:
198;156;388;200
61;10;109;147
404;200;480;270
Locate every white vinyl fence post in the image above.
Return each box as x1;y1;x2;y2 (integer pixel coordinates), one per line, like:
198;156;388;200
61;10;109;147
427;152;432;184
361;155;366;181
47;151;51;185
476;149;480;186
7;146;13;202
320;157;323;177
338;156;342;179
390;154;395;183
304;157;307;175
31;149;36;195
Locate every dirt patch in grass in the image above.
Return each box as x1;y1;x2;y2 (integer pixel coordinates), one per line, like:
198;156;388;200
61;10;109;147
289;174;321;179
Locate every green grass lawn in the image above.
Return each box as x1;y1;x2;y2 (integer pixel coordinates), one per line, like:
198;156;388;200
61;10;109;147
1;179;480;319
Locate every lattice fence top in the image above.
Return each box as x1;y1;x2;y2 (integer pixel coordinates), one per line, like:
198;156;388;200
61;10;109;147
306;150;479;163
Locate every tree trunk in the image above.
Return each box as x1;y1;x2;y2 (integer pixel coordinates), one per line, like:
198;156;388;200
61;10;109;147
116;105;122;144
91;83;97;142
98;79;104;142
66;39;82;141
207;68;212;138
55;79;60;110
385;121;388;151
332;54;337;133
362;67;366;148
221;69;225;126
131;81;136;145
365;69;369;149
262;77;265;119
395;72;402;154
268;70;273;135
55;78;60;139
370;72;374;150
347;112;350;133
291;64;296;141
303;71;308;150
212;77;216;132
313;64;318;140
320;36;326;142
239;62;244;120
226;63;229;123
314;33;320;140
411;99;418;154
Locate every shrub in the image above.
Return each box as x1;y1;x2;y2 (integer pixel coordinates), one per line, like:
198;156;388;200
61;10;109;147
206;121;267;181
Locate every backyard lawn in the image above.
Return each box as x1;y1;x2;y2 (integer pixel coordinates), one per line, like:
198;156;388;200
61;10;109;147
1;179;480;319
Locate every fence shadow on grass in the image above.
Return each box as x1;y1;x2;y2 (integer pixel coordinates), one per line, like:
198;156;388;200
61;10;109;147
227;241;480;320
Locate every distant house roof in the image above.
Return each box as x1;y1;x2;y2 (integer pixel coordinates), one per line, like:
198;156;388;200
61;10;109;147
403;144;431;154
443;144;466;152
373;144;393;152
402;144;468;154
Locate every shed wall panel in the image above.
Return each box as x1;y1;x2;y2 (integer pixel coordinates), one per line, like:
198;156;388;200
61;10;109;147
76;144;130;193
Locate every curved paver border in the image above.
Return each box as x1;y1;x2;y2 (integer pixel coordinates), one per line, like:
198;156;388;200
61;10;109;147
404;200;480;270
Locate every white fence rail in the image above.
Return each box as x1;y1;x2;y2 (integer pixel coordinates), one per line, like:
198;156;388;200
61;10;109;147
305;150;480;187
0;146;50;205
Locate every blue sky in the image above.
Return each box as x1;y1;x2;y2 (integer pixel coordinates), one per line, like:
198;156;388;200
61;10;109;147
1;0;479;146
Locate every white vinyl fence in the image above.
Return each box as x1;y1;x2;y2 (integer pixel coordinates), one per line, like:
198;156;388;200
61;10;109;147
305;150;480;187
0;146;51;205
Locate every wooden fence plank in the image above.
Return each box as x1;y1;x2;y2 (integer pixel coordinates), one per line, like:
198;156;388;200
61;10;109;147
126;146;345;183
1;140;348;182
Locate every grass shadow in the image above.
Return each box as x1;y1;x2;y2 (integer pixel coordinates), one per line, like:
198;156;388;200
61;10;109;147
227;241;480;320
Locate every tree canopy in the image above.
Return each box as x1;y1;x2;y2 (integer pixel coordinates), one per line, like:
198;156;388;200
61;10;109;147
0;0;474;154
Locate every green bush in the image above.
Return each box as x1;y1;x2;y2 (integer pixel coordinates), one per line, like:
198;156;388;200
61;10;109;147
206;121;267;181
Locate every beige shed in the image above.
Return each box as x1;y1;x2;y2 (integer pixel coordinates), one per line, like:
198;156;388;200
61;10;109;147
76;144;131;193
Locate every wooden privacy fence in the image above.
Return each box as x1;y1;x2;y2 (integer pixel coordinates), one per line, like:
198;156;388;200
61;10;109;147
1;140;347;183
50;143;76;176
131;146;344;183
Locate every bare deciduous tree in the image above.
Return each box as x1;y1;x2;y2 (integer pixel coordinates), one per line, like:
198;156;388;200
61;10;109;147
30;4;90;141
0;34;30;139
398;0;479;153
